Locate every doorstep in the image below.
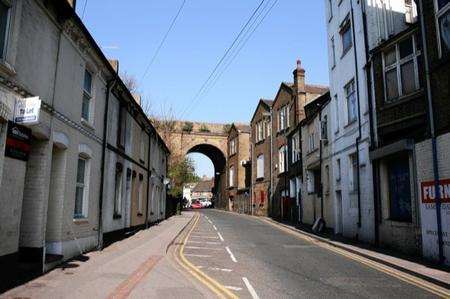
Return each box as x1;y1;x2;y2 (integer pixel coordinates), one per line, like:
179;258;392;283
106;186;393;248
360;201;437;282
263;217;450;289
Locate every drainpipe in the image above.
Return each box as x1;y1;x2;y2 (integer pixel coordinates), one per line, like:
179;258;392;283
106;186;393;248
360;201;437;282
319;107;324;220
269;107;274;218
145;130;152;228
361;0;380;245
350;0;363;229
418;0;444;264
98;78;116;250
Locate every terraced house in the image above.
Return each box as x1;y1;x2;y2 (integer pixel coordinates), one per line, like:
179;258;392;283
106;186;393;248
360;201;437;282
0;0;169;288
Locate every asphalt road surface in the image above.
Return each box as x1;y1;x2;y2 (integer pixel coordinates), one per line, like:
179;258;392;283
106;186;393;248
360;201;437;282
183;209;439;299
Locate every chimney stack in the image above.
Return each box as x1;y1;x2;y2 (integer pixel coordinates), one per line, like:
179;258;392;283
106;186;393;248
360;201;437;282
67;0;77;9
293;59;307;122
108;59;119;74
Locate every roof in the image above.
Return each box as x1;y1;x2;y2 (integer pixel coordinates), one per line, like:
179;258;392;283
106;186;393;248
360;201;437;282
193;180;214;192
304;91;331;123
250;99;273;123
235;124;251;133
283;82;329;94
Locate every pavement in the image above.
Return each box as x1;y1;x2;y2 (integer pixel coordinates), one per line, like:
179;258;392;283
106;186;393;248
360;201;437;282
1;212;214;299
181;209;450;298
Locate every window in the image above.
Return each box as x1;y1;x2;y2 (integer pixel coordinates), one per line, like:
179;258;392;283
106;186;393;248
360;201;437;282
383;34;421;102
334;95;340;133
349;154;358;191
117;105;126;148
336;158;341;182
388;155;412;222
256;154;264;179
114;163;123;217
340;17;352;56
265;120;271;137
256;121;264;142
331;36;336;68
436;0;450;55
138;174;144;215
229;138;237;156
325;165;330;192
291;132;300;163
278;105;289;132
140;130;146;162
229;166;235;187
278;145;287;173
74;156;89;219
82;69;93;122
328;0;333;21
308;131;316;153
345;80;357;123
321;115;328;141
0;2;10;59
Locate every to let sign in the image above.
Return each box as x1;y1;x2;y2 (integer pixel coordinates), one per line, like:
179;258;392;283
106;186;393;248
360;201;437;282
420;179;450;266
14;96;41;125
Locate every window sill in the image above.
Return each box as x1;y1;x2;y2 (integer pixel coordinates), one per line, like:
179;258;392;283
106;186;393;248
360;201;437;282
255;140;265;145
73;218;89;224
344;119;357;129
113;214;122;219
381;89;424;111
0;60;16;77
256;177;264;182
81;119;95;131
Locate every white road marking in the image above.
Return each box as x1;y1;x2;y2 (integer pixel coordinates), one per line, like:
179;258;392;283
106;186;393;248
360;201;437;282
207;219;213;224
213;225;218;231
243;277;260;299
208;267;233;272
217;232;224;242
191;235;219;239
184;254;212;258
225;246;237;263
196;265;204;269
225;286;242;291
185;246;224;251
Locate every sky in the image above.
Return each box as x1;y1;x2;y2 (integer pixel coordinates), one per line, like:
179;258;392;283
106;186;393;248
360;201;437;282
76;0;329;178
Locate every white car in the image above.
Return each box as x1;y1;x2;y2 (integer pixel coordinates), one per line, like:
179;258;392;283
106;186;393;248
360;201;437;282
199;198;211;208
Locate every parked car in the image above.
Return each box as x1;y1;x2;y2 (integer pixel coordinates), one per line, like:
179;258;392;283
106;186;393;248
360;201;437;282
191;201;202;209
199;198;212;208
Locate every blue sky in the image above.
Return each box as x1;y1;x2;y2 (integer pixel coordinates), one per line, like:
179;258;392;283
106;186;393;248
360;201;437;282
77;0;329;177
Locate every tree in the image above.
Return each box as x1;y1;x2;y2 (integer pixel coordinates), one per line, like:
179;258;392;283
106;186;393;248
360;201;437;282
168;157;200;198
120;71;139;94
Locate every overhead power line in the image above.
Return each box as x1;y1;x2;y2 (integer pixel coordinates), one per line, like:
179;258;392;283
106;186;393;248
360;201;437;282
178;0;267;120
81;0;88;20
140;0;187;82
179;0;279;120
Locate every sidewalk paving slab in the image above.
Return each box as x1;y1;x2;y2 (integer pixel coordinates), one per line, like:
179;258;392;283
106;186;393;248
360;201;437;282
1;212;213;299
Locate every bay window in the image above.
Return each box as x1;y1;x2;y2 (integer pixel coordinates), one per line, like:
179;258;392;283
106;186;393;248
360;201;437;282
383;34;421;102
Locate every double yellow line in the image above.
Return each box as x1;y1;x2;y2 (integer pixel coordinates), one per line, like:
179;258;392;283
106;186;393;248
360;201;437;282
261;218;450;298
173;213;238;299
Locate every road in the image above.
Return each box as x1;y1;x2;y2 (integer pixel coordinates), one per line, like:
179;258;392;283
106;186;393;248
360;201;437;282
182;209;440;299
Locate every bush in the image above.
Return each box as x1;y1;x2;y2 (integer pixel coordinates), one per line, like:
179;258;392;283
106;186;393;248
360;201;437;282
182;121;193;133
199;124;210;132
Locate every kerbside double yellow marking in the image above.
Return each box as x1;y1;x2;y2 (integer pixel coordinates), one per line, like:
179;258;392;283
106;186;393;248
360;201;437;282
261;218;450;299
175;213;238;299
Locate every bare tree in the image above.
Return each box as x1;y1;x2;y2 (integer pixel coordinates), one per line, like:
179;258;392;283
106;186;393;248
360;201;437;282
120;71;139;94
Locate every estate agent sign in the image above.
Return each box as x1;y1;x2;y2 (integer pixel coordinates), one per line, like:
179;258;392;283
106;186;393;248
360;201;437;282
14;96;41;125
5;121;32;161
420;179;450;265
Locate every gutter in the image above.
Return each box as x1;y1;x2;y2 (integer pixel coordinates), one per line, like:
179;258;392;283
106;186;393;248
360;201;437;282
97;78;116;250
361;0;380;245
418;0;444;264
350;0;363;229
